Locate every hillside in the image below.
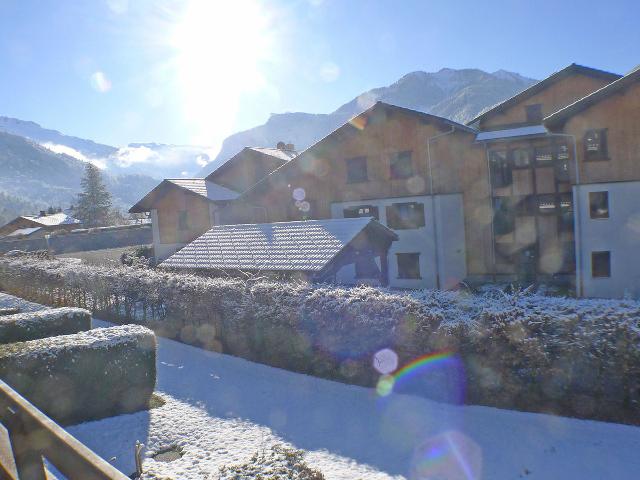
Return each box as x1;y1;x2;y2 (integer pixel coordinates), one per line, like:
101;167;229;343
199;67;536;175
0;131;157;216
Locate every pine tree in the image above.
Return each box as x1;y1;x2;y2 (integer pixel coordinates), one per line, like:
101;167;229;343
74;164;113;227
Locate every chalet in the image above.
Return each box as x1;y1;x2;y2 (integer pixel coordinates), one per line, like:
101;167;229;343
129;144;297;260
134;62;640;298
0;212;81;238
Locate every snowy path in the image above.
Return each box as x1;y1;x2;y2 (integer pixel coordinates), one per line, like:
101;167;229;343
0;295;638;479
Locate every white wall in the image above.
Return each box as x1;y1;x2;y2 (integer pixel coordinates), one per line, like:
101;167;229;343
575;181;640;299
331;194;467;289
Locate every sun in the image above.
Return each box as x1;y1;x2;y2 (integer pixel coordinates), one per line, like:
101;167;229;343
170;0;276;145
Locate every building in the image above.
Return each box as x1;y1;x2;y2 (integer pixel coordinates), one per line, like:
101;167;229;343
158;217;398;284
134;63;640;298
0;212;81;238
129;144;297;260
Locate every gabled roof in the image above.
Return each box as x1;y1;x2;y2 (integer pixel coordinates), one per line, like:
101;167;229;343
467;64;622;126
129;178;239;213
239;101;476;199
6;227;42;237
158;217;397;272
20;213;80;227
205;146;297;182
544;67;640;128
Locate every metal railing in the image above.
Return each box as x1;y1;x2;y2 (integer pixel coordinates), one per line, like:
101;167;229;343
0;379;128;480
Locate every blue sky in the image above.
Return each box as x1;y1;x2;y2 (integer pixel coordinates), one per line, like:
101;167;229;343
1;0;638;149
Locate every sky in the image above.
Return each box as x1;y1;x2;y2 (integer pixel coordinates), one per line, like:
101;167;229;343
1;0;638;150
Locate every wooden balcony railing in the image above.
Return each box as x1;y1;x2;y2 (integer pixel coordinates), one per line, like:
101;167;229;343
0;379;129;480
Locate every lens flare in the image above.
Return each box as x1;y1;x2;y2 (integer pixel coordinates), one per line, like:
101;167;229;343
410;431;482;480
376;350;465;403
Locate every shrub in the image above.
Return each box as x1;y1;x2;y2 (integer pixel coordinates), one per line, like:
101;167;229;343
218;445;324;480
121;245;154;268
0;324;156;424
0;307;91;344
0;256;639;424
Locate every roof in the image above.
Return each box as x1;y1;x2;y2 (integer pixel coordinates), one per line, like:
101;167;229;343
6;227;41;237
129;178;239;213
159;217;398;272
205;146;298;181
475;125;549;142
20;213;80;227
239;101;477;199
467;64;622;126
544;67;640;128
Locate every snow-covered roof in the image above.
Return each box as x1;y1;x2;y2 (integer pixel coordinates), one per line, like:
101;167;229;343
6;227;42;237
130;178;239;213
249;147;298;162
475;125;549;142
166;179;240;201
159;217;397;272
20;213;81;227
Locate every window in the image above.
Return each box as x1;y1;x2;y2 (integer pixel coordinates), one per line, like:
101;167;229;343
489;150;512;188
589;191;609;219
396;253;421;279
390;151;413;179
584;129;608;160
591;251;611;278
526;104;543;123
343;205;379;220
346;156;368;183
537;195;557;215
177;210;188;231
534;146;554;164
493;197;515;235
511;148;532;168
386;202;425;229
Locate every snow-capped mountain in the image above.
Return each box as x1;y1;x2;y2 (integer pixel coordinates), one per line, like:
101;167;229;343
199;67;536;176
0;117;214;179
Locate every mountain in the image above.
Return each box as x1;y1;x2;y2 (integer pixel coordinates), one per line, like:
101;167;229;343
0;131;157;215
0;117;214;179
199;68;537;176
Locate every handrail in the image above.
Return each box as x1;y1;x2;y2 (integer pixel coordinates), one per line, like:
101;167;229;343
0;379;128;480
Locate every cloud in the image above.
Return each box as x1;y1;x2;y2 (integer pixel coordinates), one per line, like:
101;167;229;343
41;143;107;169
91;71;112;93
111;146;160;168
320;62;340;82
196;154;210;167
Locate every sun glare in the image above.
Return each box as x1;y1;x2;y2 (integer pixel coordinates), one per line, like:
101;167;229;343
170;0;275;146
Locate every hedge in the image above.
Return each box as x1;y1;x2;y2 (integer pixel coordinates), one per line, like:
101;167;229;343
0;324;156;424
0;255;639;424
0;307;90;344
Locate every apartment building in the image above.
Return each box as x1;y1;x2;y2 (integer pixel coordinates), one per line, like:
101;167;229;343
135;63;640;298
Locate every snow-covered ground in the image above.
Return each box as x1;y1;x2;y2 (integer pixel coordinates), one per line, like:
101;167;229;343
72;318;639;479
1;293;639;479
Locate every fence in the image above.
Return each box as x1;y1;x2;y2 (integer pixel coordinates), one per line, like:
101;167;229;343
0;379;128;480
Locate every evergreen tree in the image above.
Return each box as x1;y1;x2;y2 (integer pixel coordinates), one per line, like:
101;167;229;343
74;164;113;227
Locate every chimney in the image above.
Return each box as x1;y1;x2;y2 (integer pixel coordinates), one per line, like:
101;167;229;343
39;210;46;217
276;141;286;150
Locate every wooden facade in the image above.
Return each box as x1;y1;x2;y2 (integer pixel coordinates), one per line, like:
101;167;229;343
154;187;213;245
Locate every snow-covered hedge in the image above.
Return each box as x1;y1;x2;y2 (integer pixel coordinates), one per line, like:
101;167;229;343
0;324;156;424
1;256;639;424
0;307;90;344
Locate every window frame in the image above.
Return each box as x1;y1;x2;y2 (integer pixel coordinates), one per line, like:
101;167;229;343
396;252;421;280
389;150;414;179
591;251;611;278
489;150;513;188
584;129;609;162
345;156;368;184
386;202;426;230
589;191;609;219
177;210;189;231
